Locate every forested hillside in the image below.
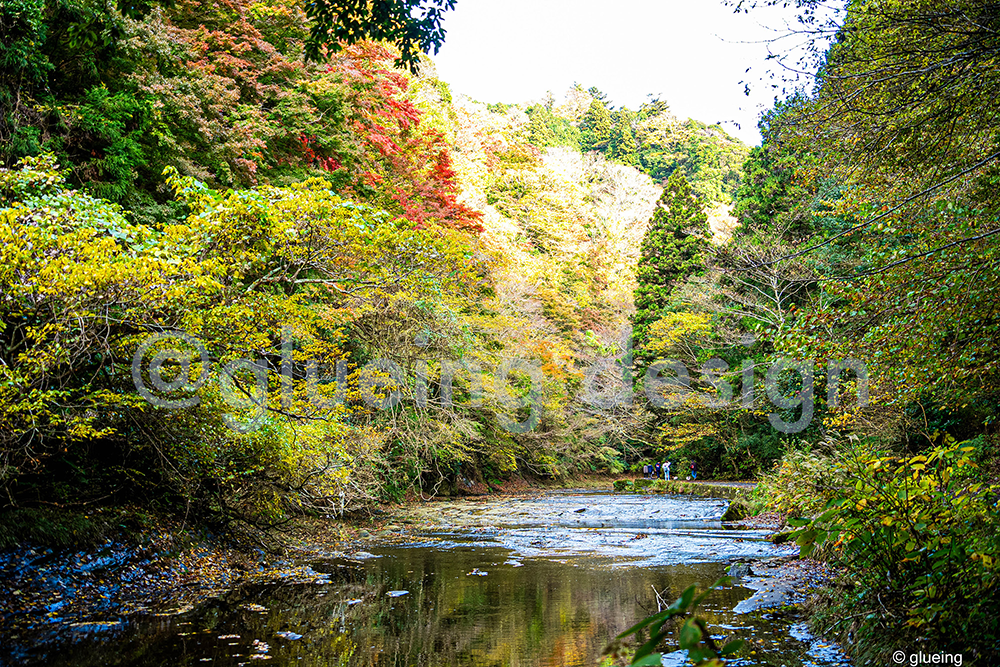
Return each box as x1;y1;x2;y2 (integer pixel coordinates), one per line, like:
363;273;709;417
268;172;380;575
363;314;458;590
0;0;747;537
5;0;1000;664
640;1;1000;662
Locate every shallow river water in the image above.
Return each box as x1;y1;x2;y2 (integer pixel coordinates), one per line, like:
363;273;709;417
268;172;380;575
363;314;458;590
18;491;851;667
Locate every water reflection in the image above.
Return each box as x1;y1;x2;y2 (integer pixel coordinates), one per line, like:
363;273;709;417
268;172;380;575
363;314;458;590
16;492;850;667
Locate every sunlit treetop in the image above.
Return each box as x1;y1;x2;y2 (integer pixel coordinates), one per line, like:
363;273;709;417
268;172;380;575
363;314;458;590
304;0;456;71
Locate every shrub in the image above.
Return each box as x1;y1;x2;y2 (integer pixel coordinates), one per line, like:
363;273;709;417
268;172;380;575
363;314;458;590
792;437;1000;662
751;445;850;516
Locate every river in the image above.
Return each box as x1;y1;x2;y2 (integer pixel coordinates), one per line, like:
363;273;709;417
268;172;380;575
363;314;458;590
12;490;851;666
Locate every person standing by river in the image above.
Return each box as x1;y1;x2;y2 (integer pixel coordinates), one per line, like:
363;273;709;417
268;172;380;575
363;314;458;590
664;460;671;481
690;461;697;480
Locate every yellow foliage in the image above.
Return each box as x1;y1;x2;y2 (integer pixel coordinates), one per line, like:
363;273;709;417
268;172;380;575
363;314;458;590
645;312;712;359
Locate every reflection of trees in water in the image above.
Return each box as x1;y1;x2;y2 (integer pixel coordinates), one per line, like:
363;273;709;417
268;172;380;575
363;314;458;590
33;548;751;667
279;548;743;667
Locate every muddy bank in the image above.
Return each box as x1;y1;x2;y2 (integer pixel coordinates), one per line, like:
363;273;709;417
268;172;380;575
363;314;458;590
0;515;385;664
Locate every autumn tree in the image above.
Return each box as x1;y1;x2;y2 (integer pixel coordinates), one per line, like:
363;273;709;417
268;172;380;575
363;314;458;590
749;0;1000;416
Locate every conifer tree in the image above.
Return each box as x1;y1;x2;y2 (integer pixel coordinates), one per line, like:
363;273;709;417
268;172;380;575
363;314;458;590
527;106;557;147
609;109;639;165
632;169;710;361
580;99;613;153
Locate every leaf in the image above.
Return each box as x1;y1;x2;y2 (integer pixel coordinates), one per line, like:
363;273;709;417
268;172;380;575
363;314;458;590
633;633;665;663
676;584;697;612
615;609;672;639
794;528;818;546
688;647;716;663
817;507;841;523
678;618;703;648
720;639;745;655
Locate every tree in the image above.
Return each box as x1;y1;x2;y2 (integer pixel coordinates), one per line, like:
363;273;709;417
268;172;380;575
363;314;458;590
0;152;486;521
580;99;613;154
525;104;580;149
754;0;1000;415
632;169;710;361
609;108;639;165
304;0;456;71
731;119;813;241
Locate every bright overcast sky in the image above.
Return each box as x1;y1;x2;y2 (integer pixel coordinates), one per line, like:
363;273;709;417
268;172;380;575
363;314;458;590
432;0;807;146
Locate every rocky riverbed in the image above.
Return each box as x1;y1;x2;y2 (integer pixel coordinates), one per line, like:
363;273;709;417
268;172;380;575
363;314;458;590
0;490;849;666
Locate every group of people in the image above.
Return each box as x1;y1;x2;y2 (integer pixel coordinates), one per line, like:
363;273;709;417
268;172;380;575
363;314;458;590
641;461;696;480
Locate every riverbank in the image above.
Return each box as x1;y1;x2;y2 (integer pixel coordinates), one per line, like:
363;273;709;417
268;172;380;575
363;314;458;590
1;484;842;666
0;511;383;663
612;476;755;500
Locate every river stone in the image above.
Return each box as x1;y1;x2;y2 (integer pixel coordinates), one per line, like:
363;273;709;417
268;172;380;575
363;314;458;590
727;561;752;578
721;500;749;521
770;530;794;544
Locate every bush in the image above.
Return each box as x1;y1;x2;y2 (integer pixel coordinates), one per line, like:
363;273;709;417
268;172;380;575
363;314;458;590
724;428;787;477
750;445;850;516
792;437;1000;663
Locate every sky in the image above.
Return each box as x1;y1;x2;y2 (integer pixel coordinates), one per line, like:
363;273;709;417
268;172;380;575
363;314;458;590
431;0;808;146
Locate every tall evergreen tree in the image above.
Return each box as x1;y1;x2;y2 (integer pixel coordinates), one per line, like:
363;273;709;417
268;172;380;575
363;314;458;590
587;86;609;106
609;109;639;165
580;99;613;153
527;105;557;147
632;169;710;360
732;128;812;241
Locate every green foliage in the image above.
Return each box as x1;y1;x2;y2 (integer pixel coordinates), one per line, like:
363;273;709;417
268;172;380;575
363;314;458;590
752;441;850;517
0;0;51;87
788;437;1000;661
608;108;639;165
577;96;748;204
71;86;152;202
0;0;481;236
724;427;787;478
303;0;455;71
606;577;743;666
580;99;613;153
525;104;579;150
632;169;710;360
732;143;808;239
742;0;1000;428
0;152;487;528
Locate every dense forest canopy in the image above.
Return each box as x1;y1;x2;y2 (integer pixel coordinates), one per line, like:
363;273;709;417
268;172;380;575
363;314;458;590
4;0;1000;661
0;0;752;531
